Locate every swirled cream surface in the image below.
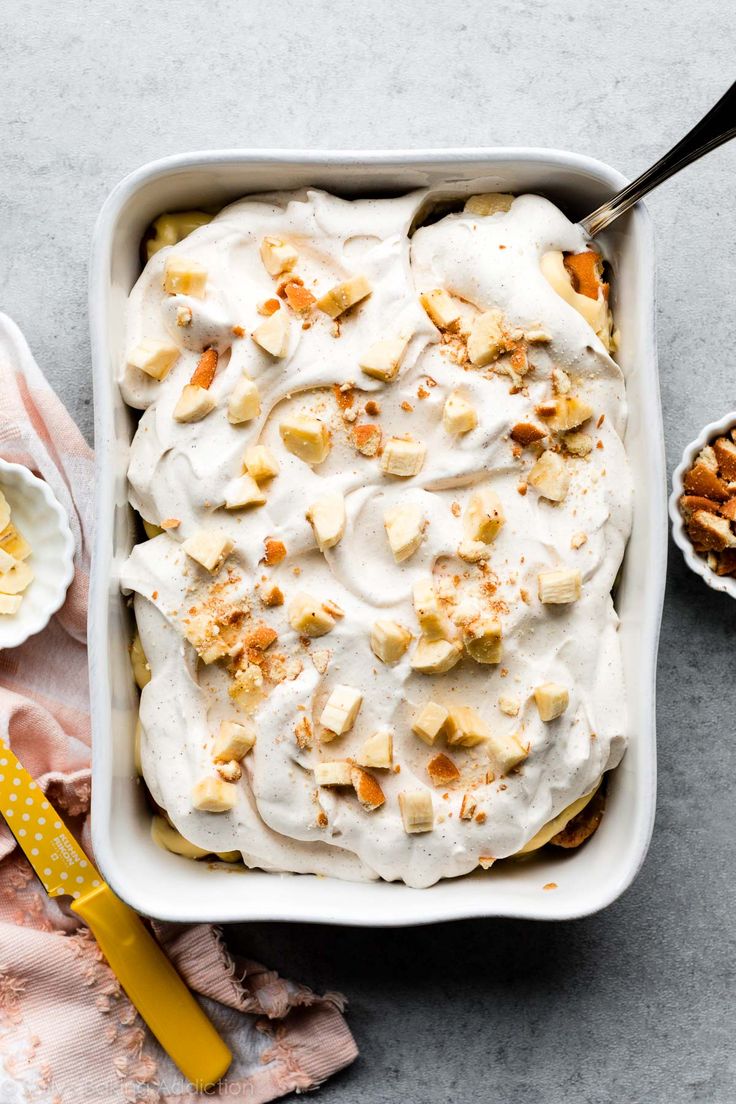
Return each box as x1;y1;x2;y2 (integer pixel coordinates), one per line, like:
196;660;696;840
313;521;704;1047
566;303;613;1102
119;189;632;888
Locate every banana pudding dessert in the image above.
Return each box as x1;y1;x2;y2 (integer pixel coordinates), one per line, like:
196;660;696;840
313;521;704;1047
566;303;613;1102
119;188;632;888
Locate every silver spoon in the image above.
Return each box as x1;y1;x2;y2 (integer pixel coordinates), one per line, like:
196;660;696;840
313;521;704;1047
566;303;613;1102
580;79;736;237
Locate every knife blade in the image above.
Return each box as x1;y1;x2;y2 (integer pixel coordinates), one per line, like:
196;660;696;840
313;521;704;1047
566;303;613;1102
0;741;102;897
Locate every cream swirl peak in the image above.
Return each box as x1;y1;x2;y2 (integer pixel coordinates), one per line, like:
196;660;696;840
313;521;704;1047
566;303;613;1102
119;189;632;888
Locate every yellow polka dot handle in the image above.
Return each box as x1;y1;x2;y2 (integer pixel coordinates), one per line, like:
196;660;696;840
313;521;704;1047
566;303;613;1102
0;740;232;1090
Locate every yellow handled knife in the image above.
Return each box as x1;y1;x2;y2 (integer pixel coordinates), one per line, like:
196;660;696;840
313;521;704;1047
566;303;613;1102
0;739;232;1089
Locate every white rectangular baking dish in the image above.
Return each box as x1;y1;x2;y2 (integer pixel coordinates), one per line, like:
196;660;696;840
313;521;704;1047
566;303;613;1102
89;149;666;925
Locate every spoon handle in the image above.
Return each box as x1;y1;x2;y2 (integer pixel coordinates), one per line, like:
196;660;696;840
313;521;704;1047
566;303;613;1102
580;80;736;237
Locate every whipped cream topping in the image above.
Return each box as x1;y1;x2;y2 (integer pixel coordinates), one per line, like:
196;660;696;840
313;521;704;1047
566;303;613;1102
119;189;632;888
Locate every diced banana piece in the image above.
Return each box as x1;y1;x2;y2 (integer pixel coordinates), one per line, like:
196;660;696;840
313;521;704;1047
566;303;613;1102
253;309;290;357
537;395;593;433
320;684;363;736
410;635;462;675
399;790;434;834
163;256;208;298
356;729;393;769
467;309;506;366
413;577;452;640
191;776;238;812
0;548;16;573
563;430;593;456
213;850;242;863
128;339;180;381
381;437;426;477
130;633;151;689
183;612;231;664
0;524;30;560
244;445;280;482
533;683;569;722
384;503;424;562
443;391;478;435
314;760;353;787
464;488;505;543
411;701;449;745
516;786;602;855
420;289;460;332
317;275;372;318
182;529;234;572
173;384;216;423
228;377;261;423
142;519;163;539
259;235;298;276
464;192;514;216
528;450;570;502
279;414;331;465
0;594;22;615
307;493;346;551
370;619;412;664
446;706;490;747
0;560;33;595
359;336;407;382
462;617;502;664
151;816;210;859
537;568;582;604
288;592;338;637
224;473;266;509
146;211;213;259
213;719;256;761
486;731;528;774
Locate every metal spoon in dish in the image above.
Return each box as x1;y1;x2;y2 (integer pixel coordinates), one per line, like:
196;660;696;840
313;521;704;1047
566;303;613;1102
580;79;736;236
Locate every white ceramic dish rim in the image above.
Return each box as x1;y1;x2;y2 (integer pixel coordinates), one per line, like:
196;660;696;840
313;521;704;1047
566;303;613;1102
0;453;75;649
89;148;666;925
669;412;736;598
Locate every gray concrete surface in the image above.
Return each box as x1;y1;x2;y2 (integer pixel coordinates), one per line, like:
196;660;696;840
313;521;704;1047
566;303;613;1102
2;1;735;1101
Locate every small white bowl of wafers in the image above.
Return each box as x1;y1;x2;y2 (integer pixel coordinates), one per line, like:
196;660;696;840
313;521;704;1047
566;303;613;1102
669;413;736;598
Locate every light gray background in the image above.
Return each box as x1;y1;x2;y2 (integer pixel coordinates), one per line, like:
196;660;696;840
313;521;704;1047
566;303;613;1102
2;2;735;1102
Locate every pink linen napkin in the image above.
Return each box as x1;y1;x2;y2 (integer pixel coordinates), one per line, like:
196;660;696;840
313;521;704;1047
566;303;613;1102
0;315;357;1104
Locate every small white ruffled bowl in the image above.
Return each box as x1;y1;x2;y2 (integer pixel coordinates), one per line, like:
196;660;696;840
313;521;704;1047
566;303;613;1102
0;458;75;648
669;411;736;599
